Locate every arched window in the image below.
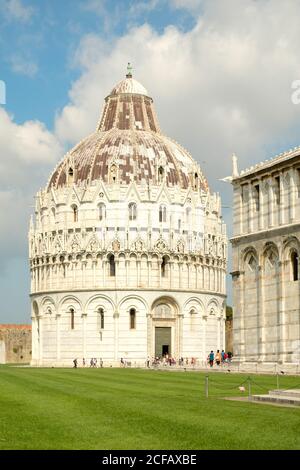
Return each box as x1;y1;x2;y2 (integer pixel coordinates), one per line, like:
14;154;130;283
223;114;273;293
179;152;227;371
158;166;164;183
130;308;136;329
70;308;75;330
72;205;78;222
109;254;116;277
129;202;137;221
159;205;167;223
68;167;74;184
98;203;106;221
98;308;104;330
178;219;181;230
291;251;299;281
161;256;168;278
194;173;198;190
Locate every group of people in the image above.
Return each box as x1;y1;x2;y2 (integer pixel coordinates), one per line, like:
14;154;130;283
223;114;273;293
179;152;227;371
208;350;232;367
73;357;104;368
149;355;197;368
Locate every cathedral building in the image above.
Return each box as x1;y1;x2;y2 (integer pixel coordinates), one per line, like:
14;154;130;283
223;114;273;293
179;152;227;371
231;151;300;367
29;67;227;366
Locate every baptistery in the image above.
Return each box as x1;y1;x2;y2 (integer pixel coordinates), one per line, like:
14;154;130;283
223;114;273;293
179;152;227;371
29;67;227;366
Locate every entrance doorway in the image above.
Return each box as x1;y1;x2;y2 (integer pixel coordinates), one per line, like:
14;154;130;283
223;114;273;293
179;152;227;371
155;327;171;358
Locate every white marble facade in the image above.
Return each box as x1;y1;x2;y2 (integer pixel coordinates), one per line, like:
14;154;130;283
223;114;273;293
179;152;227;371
29;71;227;367
231;151;300;365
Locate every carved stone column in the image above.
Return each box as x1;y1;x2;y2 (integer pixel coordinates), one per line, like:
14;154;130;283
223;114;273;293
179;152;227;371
178;313;184;358
37;314;43;366
289;169;296;222
278;260;286;363
56;312;61;363
113;311;119;362
257;265;265;362
82;312;87;360
202;315;207;361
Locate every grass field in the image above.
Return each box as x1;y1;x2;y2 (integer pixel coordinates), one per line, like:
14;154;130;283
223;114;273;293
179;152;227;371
0;366;300;450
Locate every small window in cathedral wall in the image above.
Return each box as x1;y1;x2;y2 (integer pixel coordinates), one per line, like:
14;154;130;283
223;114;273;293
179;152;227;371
158;166;164;183
72;205;78;222
161;256;168;278
109;254;116;277
98;308;104;329
129;202;137;221
68;167;74;184
99;203;106;221
130;309;136;329
254;184;260;211
275;176;280;205
291;251;299;281
70;308;75;330
159;205;167;223
194;173;198;190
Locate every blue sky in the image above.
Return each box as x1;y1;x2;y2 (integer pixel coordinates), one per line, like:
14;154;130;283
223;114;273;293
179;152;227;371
0;0;195;126
2;0;300;323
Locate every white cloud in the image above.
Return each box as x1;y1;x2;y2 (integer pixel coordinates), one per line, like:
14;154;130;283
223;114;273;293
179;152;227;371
1;0;34;23
0;108;62;262
10;55;38;77
169;0;203;13
54;1;300;193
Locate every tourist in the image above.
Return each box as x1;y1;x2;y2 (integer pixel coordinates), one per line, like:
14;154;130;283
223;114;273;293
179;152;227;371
82;358;85;367
100;358;103;368
73;358;78;368
215;350;221;366
209;351;214;367
146;356;150;368
90;358;94;367
221;350;225;363
120;357;124;367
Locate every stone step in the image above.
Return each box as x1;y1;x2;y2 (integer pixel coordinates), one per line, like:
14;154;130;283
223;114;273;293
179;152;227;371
269;389;300;398
252;394;300;406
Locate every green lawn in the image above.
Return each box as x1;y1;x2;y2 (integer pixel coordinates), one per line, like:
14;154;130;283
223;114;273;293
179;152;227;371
0;366;299;450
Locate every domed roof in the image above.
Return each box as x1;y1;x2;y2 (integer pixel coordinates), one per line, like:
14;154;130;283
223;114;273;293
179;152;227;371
110;77;148;96
47;68;208;192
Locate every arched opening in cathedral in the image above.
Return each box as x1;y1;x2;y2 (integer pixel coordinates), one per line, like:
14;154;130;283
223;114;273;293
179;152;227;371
129;308;136;329
291;251;299;281
161;256;168;278
110;164;117;183
159;205;167;223
178;219;181;230
108;254;116;277
72;205;78;222
68;167;74;184
70;308;75;330
98;203;106;221
98;308;104;330
129;202;137;221
158;166;165;183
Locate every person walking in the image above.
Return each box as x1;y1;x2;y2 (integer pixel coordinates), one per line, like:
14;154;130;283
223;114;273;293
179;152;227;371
209;351;214;367
73;358;78;368
215;350;221;366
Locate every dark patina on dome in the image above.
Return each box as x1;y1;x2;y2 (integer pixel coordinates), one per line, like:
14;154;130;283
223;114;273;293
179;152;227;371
48;72;208;192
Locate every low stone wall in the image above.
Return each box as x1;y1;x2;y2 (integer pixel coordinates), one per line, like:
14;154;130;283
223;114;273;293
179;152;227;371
0;324;32;364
